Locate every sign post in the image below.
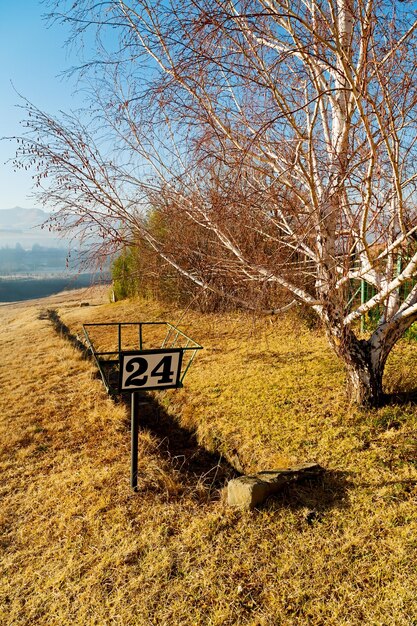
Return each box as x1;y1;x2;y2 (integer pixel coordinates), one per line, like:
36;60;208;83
131;392;140;490
82;321;202;491
120;349;184;490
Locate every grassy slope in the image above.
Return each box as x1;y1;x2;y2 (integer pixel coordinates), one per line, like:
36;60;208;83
1;289;417;625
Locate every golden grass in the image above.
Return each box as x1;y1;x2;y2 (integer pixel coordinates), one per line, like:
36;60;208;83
1;287;417;625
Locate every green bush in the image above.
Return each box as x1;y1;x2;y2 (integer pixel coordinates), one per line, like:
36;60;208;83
110;249;138;301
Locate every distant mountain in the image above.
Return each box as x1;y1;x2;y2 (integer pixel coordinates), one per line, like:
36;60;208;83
0;207;66;249
0;207;49;231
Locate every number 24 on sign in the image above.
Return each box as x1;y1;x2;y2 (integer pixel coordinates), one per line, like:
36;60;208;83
119;349;183;391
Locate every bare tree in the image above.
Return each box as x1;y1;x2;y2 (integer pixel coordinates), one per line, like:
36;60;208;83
14;0;417;406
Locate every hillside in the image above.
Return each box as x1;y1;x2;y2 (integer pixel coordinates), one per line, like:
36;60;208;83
1;288;417;625
0;207;49;231
0;207;66;249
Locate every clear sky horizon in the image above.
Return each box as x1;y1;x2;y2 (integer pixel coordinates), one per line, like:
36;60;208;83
0;0;85;211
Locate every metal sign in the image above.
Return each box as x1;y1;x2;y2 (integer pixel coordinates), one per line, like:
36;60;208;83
119;348;183;392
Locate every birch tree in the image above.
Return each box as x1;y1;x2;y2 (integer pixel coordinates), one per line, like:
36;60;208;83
15;0;417;406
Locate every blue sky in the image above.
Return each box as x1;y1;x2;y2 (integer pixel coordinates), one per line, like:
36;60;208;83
0;0;83;210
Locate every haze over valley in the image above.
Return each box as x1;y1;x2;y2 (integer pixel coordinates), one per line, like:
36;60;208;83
0;207;109;302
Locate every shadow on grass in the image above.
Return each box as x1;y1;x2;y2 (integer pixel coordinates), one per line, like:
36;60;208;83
263;470;352;516
120;392;241;491
40;308;91;359
383;390;417;406
42;308;240;495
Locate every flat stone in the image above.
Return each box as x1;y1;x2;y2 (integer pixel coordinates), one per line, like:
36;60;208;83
227;462;324;510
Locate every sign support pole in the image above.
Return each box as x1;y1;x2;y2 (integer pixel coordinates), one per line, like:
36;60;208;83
131;392;140;491
82;322;202;492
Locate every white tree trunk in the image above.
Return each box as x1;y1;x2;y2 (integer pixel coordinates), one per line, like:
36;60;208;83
343;340;385;407
335;313;417;406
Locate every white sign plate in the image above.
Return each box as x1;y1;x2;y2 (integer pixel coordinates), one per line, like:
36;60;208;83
119;349;183;391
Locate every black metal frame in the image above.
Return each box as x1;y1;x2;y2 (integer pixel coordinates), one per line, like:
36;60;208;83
82;321;203;396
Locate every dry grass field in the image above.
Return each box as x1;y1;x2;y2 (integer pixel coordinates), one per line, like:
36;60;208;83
1;288;417;625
